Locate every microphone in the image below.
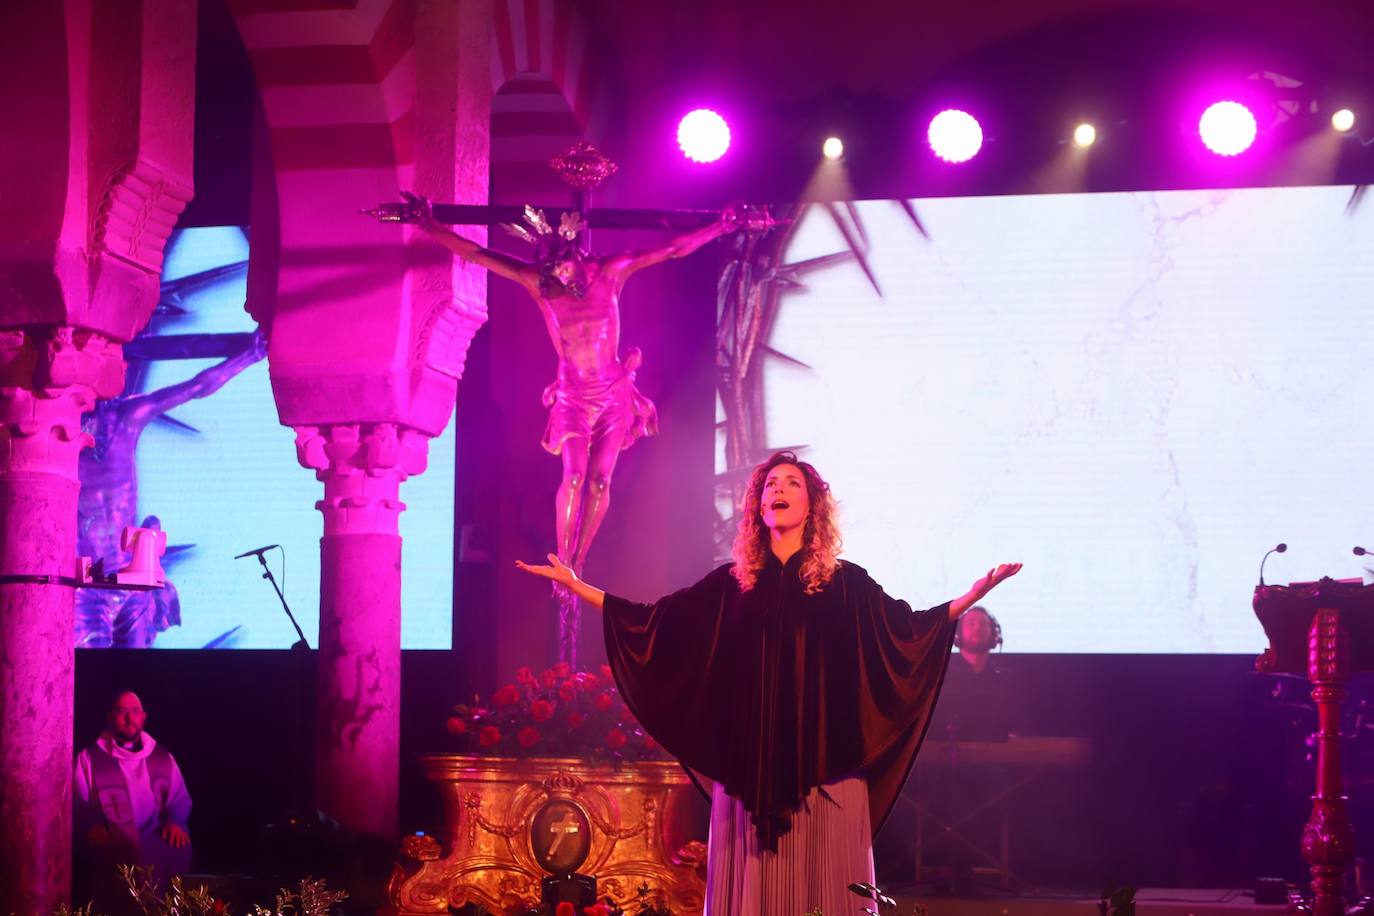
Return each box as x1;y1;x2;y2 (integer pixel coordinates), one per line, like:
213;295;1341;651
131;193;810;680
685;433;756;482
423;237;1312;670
1356;547;1373;557
234;544;279;560
1259;542;1287;586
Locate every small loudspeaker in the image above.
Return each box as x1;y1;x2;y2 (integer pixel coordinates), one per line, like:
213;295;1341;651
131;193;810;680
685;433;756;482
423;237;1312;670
541;874;596;910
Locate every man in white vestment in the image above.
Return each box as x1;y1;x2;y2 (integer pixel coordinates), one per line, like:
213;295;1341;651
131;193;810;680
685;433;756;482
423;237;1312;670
74;690;192;904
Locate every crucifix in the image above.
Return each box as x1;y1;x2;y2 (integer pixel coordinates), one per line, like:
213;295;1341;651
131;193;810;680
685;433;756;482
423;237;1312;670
366;143;775;668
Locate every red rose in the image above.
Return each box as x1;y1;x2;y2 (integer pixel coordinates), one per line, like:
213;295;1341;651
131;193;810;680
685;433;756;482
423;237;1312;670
492;685;520;707
594;692;614;712
552;662;572;679
541;669;559;688
556;904;575;916
531;700;555;722
569;711;586;728
558;682;577;702
517;726;540;748
579;673;600;692
445;717;468;735
515;666;538;687
478;725;502;748
583;905;610;916
605;728;627;750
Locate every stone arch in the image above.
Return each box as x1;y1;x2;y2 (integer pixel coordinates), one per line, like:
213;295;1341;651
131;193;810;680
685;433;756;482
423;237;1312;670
223;0;492;435
219;0;497;839
489;0;611;199
491;0;609;141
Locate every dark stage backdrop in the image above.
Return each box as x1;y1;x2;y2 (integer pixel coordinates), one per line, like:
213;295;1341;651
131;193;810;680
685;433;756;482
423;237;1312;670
75;649;1333;890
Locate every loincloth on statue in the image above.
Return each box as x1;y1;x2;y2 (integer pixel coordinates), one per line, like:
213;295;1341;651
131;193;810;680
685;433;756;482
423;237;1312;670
541;363;659;456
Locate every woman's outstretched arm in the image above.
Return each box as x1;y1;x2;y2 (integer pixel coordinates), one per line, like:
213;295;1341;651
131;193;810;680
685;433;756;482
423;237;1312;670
948;562;1022;620
515;553;606;610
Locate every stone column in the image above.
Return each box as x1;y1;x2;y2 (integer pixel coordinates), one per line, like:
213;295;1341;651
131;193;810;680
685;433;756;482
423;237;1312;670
294;423;430;836
0;0;194;909
231;0;491;837
0;329;124;916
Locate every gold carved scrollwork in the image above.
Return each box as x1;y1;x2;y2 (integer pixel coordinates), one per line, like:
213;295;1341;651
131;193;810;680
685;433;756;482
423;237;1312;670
584;803;647;841
389;756;705;916
467;789;523;839
402;834;442;861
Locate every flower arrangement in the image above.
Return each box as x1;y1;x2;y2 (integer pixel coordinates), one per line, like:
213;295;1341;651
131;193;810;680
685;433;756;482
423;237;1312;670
528;881;672;916
551;904;612;916
447;663;668;763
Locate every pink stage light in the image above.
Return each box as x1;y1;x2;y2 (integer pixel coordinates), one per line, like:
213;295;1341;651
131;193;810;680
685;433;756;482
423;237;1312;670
677;109;731;163
927;109;983;163
1198;101;1257;156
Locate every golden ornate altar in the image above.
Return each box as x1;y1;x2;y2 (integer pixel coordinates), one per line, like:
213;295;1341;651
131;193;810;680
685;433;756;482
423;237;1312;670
389;755;707;915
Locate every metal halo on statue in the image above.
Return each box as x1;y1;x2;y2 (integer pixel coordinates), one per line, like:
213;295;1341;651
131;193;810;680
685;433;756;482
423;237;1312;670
549;141;619;191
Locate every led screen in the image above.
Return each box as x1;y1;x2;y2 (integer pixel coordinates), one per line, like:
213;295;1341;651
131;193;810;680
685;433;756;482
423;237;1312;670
85;227;454;649
739;186;1374;653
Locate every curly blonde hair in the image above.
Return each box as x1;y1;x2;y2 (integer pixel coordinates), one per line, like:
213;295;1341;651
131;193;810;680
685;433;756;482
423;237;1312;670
731;451;842;594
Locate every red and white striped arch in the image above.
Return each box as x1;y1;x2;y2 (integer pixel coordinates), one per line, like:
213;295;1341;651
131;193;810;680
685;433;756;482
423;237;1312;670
217;0;611;431
226;0;608;191
224;0;495;434
491;0;605;132
229;0;418;173
490;0;610;199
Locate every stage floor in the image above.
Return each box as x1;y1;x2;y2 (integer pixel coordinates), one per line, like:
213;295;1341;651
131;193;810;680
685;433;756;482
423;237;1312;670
893;887;1286;914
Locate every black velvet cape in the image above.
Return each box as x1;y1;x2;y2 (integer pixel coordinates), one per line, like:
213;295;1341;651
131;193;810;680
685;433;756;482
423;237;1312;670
603;550;957;850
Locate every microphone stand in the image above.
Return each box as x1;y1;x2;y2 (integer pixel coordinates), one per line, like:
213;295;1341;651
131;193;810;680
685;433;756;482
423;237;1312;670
246;548;314;818
255;551;309;651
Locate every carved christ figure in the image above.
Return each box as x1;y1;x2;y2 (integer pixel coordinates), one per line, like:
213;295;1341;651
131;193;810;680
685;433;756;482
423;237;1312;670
406;194;746;580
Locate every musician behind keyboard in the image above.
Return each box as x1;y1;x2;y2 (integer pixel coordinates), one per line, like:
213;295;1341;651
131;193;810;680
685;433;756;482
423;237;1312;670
931;605;1028;742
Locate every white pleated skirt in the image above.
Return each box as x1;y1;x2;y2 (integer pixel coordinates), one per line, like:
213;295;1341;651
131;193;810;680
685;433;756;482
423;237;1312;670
704;776;875;916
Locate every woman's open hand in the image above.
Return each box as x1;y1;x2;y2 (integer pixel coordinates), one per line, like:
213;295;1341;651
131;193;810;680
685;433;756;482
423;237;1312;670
515;553;580;587
950;562;1022;619
970;562;1021;601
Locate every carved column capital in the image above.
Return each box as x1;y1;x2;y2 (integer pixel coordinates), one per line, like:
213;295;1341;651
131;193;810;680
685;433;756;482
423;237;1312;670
0;326;124;480
294;423;432;536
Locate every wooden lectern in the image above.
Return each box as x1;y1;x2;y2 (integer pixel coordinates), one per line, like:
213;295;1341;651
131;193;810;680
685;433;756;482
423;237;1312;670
1255;577;1374;916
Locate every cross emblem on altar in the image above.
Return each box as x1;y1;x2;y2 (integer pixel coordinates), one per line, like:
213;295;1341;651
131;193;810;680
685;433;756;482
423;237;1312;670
547;810;581;857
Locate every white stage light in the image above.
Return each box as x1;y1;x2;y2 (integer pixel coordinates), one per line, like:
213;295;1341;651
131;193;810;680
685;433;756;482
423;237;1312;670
677;109;731;163
1198;101;1257;156
927;109;983;164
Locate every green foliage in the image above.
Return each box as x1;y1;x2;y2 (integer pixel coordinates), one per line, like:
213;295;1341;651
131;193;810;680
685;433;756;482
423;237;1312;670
111;866;347;916
52;903;100;916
